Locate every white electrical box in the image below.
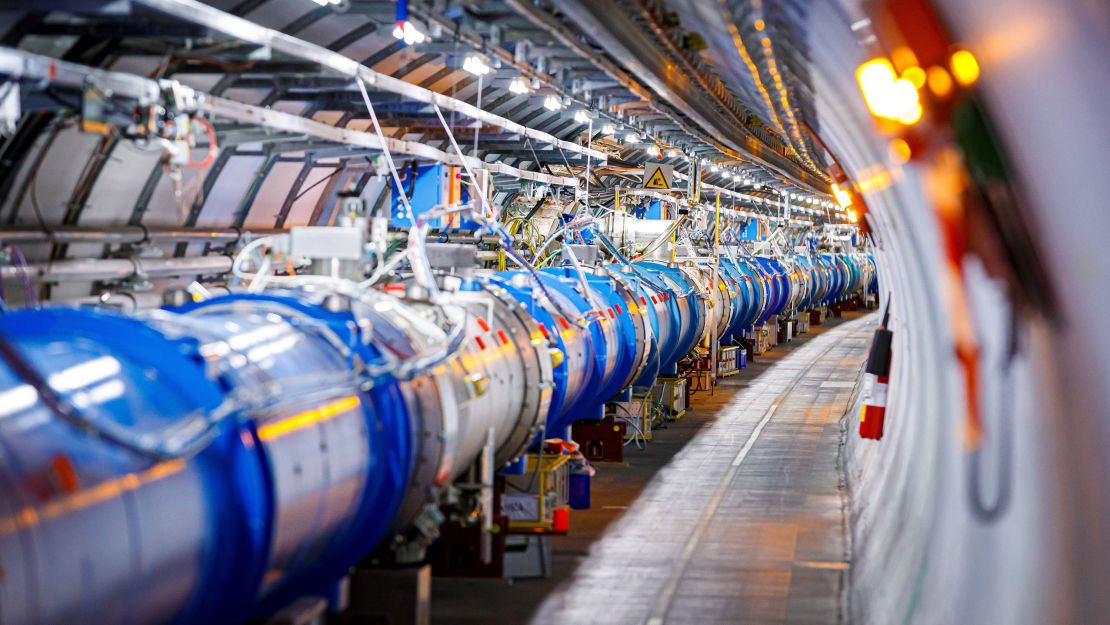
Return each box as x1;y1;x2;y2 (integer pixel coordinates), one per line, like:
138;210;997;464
290;227;364;260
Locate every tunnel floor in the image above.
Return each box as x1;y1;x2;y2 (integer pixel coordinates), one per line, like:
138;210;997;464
431;310;877;625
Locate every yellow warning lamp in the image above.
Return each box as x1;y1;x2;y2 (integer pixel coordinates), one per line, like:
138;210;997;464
889;138;912;164
902;66;926;90
949;49;980;87
831;183;853;209
926;66;954;98
856;57;923;125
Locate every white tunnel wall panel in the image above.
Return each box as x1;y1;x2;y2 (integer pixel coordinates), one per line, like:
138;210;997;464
6;128;103;252
219;89;270;107
108;56;162;77
171;73;225;95
271;101;310;116
299;14;377;49
424;70;467;94
934;5;1110;616
345;120;373;132
1;132;47;224
18;35;76;59
194;155;266;227
335;32;391;65
809;3;966;624
245;161;305;228
0;1;1097;623
284;167;341;227
809;1;1085;623
244;2;307;29
81;143;165;226
404;63;449;88
312;111;346;126
370;54;406;77
142;166;206;227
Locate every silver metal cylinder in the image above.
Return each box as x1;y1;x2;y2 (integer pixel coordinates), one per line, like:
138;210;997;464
0;256;233;283
0;226;281;244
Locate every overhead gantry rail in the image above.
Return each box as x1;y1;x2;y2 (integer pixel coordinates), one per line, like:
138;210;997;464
0;48;579;188
131;0;607;165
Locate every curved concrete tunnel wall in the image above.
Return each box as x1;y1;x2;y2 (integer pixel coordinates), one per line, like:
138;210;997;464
1;1;1105;621
809;1;1108;623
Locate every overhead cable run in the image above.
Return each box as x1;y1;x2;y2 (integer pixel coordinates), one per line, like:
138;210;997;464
130;0;607;165
0;48;579;189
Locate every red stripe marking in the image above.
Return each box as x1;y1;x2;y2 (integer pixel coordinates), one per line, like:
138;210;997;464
558;316;570;330
537;322;549;338
476;317;490;332
496;329;509;345
615;304;623;314
640;295;648;306
474;335;487;350
607;308;615;319
51;454;79;493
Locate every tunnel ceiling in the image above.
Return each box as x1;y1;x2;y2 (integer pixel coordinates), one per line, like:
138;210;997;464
0;0;840;266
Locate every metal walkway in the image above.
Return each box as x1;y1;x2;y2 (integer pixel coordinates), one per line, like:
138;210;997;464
434;312;877;625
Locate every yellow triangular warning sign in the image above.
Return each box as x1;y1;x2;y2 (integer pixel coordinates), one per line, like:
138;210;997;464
645;167;670;189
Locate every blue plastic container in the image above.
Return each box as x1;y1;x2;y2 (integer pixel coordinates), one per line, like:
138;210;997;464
568;471;591;510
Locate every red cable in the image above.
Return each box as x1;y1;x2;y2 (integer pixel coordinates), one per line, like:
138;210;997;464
187;116;218;169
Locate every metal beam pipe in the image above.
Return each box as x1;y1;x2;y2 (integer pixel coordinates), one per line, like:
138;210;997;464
0;256;232;283
0;226;281;244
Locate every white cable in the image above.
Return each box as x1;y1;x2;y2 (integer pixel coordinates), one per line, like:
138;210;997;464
429;103;588;327
581;117;592;215
231;235;275;282
431;103;496;220
360;247;413;288
248;256;271;293
357;79;415;225
355;79;441;296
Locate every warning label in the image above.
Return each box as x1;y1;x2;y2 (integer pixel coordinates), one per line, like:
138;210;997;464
642;162;673;190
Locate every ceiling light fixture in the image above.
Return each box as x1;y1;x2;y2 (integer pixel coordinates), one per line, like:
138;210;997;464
462;55;491;76
508;77;531;95
391;20;427;45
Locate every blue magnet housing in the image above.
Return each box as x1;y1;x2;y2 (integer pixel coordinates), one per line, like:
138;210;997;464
542;267;638;403
0;292;418;625
0;307;269;625
754;256;789;324
171;292;414;613
491;270;603;435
